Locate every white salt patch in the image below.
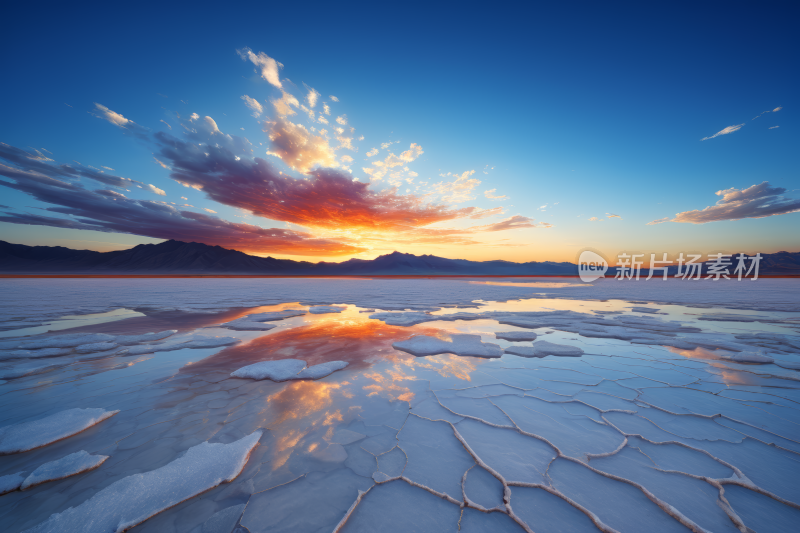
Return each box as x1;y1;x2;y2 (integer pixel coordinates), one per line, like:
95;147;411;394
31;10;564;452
16;333;116;350
25;432;262;533
718;351;774;364
495;331;538;341
21;451;109;490
0;359;70;380
126;335;241;355
246;310;307;321
532;340;584;357
504;346;538;357
115;330;177;345
231;359;348;381
0;347;72;361
297;361;349;379
392;334;503;358
0;471;25;495
308;305;347;314
370;311;433;327
232;359;307;381
74;342;119;354
0;408;119;455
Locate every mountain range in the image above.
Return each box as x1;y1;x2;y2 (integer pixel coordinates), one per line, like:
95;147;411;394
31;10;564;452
0;240;798;276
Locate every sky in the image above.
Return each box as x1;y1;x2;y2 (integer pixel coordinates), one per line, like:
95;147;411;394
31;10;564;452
0;1;798;264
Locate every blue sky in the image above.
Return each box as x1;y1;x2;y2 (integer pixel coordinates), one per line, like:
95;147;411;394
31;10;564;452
0;1;797;262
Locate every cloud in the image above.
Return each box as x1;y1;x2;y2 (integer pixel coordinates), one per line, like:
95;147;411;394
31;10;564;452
0;143;362;256
0;142;137;189
92;103;131;127
363;144;423;182
773;106;783;112
335;115;347;126
91;104;148;139
152;132;492;234
468;206;505;219
668;181;800;224
237;48;283;89
647;217;670;225
322;103;330;116
203;208;217;213
484;189;507;200
606;213;621;219
366;148;378;157
431;170;480;203
769;126;780;129
472;215;543;232
588;217;598;222
266;117;339;173
701;124;744;141
154;157;170;169
241;95;263;118
159;119;172;130
305;85;320;108
329;96;339;102
146;184;166;196
271;91;299;117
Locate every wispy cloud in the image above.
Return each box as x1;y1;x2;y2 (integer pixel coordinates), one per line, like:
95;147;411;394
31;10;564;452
647;217;670;225
241;95;263;118
701;124;744;141
483;189;507;200
606;213;621;219
237;48;283;89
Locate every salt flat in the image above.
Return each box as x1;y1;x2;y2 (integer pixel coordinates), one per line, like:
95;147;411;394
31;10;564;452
0;277;798;532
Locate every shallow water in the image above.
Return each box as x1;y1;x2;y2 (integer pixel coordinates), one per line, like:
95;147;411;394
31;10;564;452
0;278;799;532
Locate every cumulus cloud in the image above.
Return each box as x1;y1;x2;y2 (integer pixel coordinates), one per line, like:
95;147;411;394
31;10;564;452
271;91;299;117
335;115;347;126
237;48;283;89
432;170;480;203
484;189;507;200
266;117;339;173
366;148;378;157
146;184;166;196
151;132;494;234
701;124;744;141
241;95;263;118
329;95;339;102
588;217;598;222
322;103;331;116
671;181;800;223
